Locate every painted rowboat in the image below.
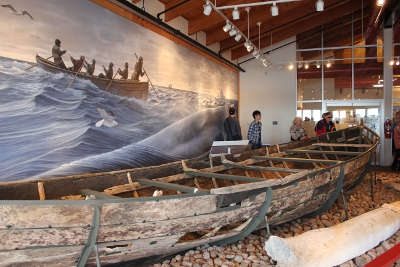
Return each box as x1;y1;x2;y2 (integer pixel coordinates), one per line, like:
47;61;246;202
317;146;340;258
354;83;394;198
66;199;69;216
35;55;149;102
0;126;379;267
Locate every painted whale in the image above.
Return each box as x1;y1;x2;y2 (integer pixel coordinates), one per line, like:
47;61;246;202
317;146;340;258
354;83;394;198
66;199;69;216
35;106;228;178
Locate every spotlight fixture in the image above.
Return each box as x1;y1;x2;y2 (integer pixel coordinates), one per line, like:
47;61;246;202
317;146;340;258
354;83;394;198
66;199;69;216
326;61;331;68
203;1;212;16
234;32;242;41
232;7;239;20
376;0;384;6
223;20;231;32
263;61;269;67
396;58;400;66
252;50;261;59
260;57;267;63
247;44;253;52
270;2;279;16
297;62;303;69
304;63;309;69
390;59;394;65
316;62;321;68
278;64;283;69
289;63;294;70
229;28;237;36
316;0;324;11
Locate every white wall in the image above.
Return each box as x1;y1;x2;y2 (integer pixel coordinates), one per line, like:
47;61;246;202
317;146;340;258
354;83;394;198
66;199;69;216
239;37;297;145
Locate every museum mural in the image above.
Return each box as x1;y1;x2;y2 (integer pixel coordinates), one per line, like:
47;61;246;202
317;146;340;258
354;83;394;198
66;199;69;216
0;0;239;181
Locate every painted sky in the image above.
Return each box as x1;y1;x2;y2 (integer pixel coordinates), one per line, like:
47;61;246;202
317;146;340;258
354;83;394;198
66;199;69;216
0;0;238;99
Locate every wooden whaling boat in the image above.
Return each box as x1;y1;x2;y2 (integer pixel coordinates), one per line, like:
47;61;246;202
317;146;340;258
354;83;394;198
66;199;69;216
0;126;379;267
35;55;149;102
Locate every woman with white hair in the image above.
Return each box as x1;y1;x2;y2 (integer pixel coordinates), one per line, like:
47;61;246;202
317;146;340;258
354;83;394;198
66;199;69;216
290;116;307;141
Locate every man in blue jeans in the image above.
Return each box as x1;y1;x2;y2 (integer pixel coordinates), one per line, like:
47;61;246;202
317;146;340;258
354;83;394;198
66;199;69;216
247;110;262;150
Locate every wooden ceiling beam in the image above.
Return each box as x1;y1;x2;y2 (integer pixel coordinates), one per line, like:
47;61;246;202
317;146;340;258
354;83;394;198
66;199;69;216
164;0;200;22
230;0;366;61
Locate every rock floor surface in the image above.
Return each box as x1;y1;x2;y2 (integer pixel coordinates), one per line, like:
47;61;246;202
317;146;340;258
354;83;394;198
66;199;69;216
151;170;400;267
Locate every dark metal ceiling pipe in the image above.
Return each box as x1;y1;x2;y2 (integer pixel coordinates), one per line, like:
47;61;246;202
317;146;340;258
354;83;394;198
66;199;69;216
111;0;245;72
157;0;190;20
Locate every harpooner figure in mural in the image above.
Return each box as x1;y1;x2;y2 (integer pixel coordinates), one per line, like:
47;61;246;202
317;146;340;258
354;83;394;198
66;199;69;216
69;55;85;72
117;62;129;79
131;56;144;81
83;58;96;76
52;39;67;69
98;62;114;79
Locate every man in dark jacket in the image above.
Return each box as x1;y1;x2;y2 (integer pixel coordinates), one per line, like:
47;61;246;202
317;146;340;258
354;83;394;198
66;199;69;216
224;107;242;141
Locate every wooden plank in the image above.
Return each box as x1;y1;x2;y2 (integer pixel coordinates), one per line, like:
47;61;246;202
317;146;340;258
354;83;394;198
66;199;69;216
0;204;94;228
222;161;304;173
37;182;46;200
0;227;89;250
252;156;339;164
185;171;265;183
79;189;121;199
97;204;261;243
99;195;219;224
283;149;363;155
137;179;209;194
313;143;372;147
0;245;83;266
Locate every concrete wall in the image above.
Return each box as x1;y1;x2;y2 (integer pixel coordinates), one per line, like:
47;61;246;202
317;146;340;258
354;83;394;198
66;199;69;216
239;37;297;145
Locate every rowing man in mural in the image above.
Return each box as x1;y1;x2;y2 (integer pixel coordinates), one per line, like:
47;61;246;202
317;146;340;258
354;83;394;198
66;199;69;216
131;56;144;81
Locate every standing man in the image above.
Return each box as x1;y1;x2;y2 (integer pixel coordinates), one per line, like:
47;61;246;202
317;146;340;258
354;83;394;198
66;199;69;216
52;39;67;69
224;107;242;141
315;111;336;136
247;110;262;150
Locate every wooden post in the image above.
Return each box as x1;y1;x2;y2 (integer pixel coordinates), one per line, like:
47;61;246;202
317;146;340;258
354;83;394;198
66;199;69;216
37;182;46;200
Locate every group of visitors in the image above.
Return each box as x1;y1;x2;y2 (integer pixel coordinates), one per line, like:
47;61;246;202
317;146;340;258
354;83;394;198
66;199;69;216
225;108;337;150
51;38;144;80
224;108;262;150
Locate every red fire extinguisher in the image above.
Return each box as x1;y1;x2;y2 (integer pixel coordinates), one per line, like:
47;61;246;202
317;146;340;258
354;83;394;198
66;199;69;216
384;118;392;138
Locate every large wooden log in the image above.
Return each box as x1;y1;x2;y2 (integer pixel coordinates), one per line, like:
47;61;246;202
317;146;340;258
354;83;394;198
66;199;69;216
265;201;400;267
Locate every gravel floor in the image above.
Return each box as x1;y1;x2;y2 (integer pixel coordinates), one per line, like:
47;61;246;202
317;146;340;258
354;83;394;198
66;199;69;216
151;170;400;267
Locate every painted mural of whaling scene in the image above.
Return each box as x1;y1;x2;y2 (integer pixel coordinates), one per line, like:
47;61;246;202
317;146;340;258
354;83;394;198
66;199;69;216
0;0;238;181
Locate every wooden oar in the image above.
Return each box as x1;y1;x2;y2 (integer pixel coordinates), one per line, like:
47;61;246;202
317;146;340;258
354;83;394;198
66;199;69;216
24;56;53;71
101;68;120;97
134;53;159;99
67;60;85;88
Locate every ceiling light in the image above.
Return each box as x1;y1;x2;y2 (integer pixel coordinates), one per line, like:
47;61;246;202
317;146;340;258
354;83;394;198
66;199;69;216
270;3;279;16
316;0;324;11
234;32;242;41
278;64;283;69
252;50;260;59
373;84;383;87
263;61;269;67
316;62;321;68
376;0;384;6
390;59;394;65
232;7;239;20
203;2;212;16
304;63;309;69
260;57;267;63
247;44;253;52
289;63;294;70
223;20;231;32
229;28;237;36
326;61;331;68
298;62;303;69
396;58;400;66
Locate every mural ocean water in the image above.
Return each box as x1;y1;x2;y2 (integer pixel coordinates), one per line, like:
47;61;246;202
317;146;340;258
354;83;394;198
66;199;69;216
0;56;236;181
